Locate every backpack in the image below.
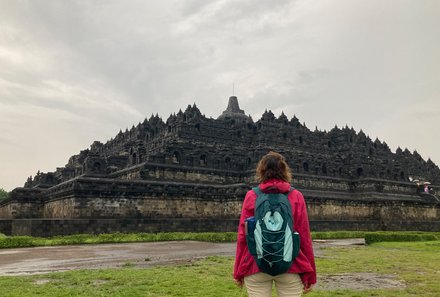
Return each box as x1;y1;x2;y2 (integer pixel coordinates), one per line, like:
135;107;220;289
245;186;300;276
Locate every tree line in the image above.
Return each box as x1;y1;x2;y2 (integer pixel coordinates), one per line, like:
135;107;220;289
0;188;8;200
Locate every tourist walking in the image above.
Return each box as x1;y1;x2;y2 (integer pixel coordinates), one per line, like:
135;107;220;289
233;151;316;296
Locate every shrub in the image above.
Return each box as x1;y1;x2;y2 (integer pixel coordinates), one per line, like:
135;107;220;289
0;232;238;249
13;230;440;249
312;231;366;240
49;234;96;245
365;231;440;244
0;236;36;248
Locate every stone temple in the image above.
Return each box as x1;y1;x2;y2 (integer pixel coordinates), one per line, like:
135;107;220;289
1;96;439;236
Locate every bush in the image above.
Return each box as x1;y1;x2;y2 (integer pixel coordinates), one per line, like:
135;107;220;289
0;232;237;249
97;232;137;243
3;231;440;249
49;234;97;245
312;231;366;240
192;232;236;242
365;231;440;244
0;236;36;249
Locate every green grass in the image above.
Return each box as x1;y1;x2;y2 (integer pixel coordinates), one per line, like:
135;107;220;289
310;240;440;297
0;241;439;296
0;257;242;297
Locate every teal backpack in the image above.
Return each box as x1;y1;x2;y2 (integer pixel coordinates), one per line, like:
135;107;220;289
245;187;300;276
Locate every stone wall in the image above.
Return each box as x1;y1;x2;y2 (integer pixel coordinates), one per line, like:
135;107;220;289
40;177;246;219
1;218;239;237
0;188;44;219
0;220;11;235
42;197;243;219
2;214;440;237
1;172;439;236
306;197;439;222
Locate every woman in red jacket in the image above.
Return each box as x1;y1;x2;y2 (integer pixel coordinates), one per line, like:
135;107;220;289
233;151;316;296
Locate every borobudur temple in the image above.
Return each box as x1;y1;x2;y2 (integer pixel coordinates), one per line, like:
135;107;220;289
1;96;439;236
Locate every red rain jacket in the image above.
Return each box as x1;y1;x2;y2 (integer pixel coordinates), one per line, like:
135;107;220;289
233;179;316;285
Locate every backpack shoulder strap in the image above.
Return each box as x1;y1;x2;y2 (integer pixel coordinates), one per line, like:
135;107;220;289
252;187;266;211
286;186;296;230
252;186;263;196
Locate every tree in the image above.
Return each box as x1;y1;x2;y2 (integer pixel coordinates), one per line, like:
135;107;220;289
0;188;8;200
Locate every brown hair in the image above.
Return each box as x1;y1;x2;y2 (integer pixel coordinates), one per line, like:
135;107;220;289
255;151;292;183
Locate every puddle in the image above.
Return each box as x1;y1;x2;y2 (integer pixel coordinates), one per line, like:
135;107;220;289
0;251;25;255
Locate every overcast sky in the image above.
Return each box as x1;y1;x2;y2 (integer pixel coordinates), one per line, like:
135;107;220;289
1;0;439;191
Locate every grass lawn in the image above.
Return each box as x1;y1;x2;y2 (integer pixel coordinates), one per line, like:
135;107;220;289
311;240;440;297
0;240;439;296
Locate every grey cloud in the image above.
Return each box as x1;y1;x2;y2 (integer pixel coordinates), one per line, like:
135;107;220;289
1;0;440;191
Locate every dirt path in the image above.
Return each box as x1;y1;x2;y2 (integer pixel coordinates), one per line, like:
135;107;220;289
0;239;363;275
0;241;236;276
0;239;363;276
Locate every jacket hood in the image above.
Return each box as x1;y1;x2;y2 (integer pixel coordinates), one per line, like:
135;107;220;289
259;178;291;193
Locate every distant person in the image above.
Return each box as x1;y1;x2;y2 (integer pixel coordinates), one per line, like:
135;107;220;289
424;184;429;193
234;151;316;296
